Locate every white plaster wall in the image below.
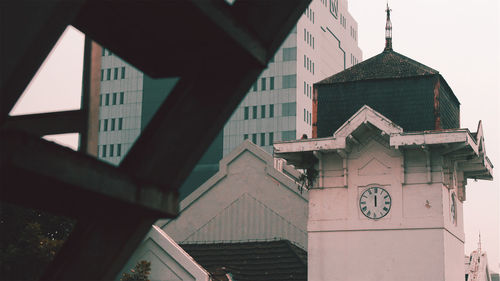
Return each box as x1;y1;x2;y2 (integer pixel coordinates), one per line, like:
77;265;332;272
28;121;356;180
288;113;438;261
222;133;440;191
308;229;445;281
308;136;466;280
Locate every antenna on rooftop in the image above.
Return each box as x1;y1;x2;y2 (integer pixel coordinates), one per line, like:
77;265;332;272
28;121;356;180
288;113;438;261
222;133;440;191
385;2;393;51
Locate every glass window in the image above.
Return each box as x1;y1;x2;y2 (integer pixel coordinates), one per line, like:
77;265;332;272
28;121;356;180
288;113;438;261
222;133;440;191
282;47;297;61
114;67;118;80
252;133;257;144
282;75;297;89
282;130;296;141
102;145;107;157
269;104;274;117
304;108;306;121
282;102;296;116
100;70;104;81
304;28;306;41
109;144;114;157
103;119;108;131
118;118;123;130
105;93;109;105
244;106;249;120
112;92;117;105
99;94;102;106
121;67;126;79
243;134;248;140
102;48;106;56
270;77;275;90
252;82;258;92
261;77;266;91
111;118;115;131
269;132;274;145
252;106;257;119
304;55;306;68
106;69;111;80
260;133;265;146
117;144;122;157
261;105;266;118
313;62;315;74
120;92;124;104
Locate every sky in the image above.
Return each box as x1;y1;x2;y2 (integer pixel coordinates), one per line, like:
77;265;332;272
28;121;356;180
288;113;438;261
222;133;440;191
10;0;499;273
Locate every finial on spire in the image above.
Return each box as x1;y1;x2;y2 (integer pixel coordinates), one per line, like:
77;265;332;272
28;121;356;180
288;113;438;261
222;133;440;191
384;3;393;51
478;232;482;253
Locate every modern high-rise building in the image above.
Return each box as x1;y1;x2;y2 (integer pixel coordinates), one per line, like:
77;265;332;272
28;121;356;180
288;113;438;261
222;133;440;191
223;0;362;155
96;0;361;196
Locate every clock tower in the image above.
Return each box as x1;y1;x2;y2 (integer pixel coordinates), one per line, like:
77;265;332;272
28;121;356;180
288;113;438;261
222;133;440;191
274;105;492;280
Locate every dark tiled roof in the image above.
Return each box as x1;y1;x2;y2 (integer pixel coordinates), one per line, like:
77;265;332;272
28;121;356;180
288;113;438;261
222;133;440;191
181;240;307;281
317;50;438;84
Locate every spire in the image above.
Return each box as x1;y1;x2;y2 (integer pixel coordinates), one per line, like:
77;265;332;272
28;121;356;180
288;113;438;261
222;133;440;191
384;3;393;51
478;232;482;253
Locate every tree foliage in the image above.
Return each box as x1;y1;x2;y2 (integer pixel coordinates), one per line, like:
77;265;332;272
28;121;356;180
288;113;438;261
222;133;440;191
0;202;74;280
120;260;151;281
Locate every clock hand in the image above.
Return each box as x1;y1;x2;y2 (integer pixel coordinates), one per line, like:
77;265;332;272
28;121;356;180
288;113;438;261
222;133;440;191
375;195;377;207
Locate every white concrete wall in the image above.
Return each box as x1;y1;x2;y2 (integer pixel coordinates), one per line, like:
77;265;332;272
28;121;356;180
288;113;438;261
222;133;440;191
308;134;465;280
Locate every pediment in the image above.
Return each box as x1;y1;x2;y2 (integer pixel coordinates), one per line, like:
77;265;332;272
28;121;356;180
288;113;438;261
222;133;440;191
334;105;403;138
358;157;391;176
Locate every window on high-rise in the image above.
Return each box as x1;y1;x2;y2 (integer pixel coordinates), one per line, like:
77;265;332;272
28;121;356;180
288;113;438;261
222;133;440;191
102;145;107;157
111;118;115;131
120;92;124;104
269;104;274;117
252;106;257;119
118;118;123;130
252;82;257;92
121;67;126;79
105;93;110;106
269;132;274;146
260;133;265;146
282;130;296;141
106;69;111;80
117;144;122;157
103;119;108;131
243;134;248;140
261;105;266;118
304;82;306;95
112;92;117;105
283;47;297;61
304;55;306;68
114;67;118;80
99;94;103;106
282;75;296;89
270;77;275;90
304;108;306;122
244;106;249;120
102;48;106;56
282;102;296;116
100;70;104;81
261;77;266;91
252;133;257;144
109;144;114;157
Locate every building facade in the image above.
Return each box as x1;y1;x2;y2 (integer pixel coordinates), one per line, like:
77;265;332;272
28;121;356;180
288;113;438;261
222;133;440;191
223;0;362;155
95;0;361;197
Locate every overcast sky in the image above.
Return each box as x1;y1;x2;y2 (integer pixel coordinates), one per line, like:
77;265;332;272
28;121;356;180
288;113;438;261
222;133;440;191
11;0;499;273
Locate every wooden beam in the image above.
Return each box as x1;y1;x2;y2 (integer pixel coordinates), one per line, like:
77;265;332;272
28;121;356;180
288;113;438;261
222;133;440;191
3;110;84;136
0;130;178;219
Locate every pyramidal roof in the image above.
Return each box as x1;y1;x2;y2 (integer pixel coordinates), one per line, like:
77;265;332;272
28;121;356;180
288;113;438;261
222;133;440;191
316;49;439;85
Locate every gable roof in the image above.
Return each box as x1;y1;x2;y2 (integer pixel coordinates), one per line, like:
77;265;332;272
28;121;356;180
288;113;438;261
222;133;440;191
334;105;403;138
316;49;438;85
181;240;307;281
177;140;303;212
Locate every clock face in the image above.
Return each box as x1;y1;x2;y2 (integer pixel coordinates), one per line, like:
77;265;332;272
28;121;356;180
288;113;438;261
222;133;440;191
359;187;391;219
